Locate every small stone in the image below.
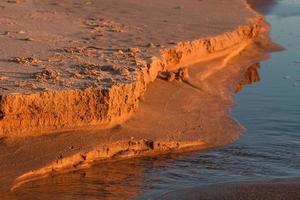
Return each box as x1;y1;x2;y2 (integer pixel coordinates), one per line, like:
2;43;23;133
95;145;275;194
35;69;60;82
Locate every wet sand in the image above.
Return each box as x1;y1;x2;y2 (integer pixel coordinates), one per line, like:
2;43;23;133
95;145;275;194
157;178;300;200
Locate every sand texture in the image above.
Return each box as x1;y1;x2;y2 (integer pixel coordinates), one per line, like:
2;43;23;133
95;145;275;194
0;0;260;136
0;0;281;196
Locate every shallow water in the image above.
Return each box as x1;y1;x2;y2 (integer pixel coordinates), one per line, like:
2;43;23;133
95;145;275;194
10;0;300;199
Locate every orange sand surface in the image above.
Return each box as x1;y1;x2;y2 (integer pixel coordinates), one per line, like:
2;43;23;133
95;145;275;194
0;0;259;136
0;0;281;196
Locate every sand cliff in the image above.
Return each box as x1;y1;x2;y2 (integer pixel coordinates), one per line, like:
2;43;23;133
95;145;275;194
0;0;279;195
0;0;261;137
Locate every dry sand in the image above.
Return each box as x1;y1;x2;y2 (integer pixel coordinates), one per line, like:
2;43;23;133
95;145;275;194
0;0;259;136
0;0;282;196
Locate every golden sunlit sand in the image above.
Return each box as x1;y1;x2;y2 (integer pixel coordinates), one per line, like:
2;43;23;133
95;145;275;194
0;0;284;197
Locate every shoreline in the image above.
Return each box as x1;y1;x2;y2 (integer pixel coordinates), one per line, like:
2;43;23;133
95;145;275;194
0;0;280;195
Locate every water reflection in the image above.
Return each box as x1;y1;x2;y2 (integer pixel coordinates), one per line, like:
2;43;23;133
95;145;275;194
11;159;145;200
10;153;199;200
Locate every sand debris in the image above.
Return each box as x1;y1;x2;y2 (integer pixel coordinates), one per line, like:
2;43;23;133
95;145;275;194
9;56;40;64
128;47;140;54
177;67;189;79
163;68;189;82
34;69;60;82
62;47;87;54
17;81;38;89
166;72;176;82
83;18;125;33
77;63;130;77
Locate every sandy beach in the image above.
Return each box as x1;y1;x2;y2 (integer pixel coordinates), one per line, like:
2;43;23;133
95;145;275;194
0;0;288;198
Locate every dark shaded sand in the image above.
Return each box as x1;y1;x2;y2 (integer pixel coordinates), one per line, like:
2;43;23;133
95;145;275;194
156;178;300;200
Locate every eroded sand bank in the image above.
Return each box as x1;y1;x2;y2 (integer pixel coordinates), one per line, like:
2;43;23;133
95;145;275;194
0;0;261;136
0;0;280;195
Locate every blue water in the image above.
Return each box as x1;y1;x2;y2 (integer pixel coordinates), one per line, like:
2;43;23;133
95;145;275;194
13;1;300;199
